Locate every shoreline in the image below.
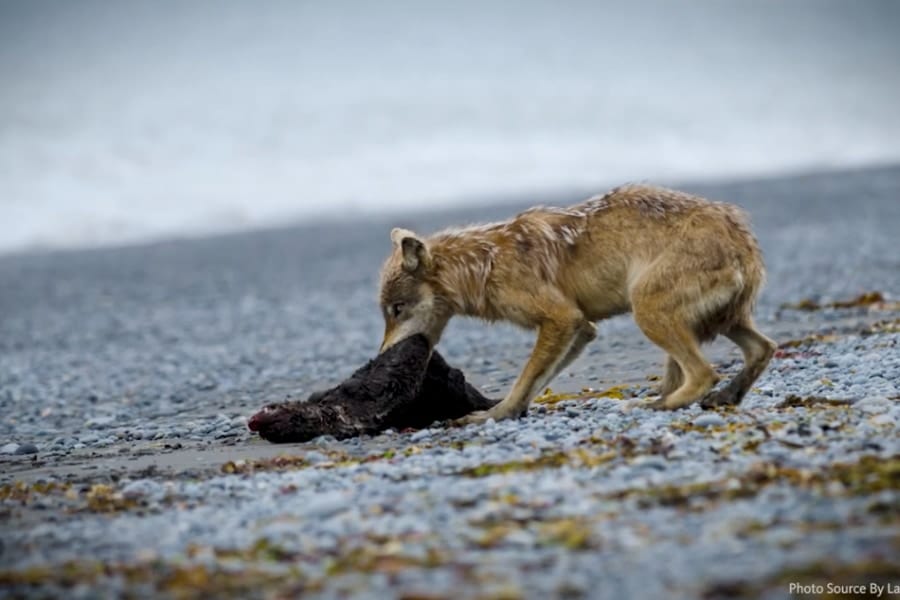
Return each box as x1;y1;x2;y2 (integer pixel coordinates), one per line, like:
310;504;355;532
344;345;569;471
3;161;899;262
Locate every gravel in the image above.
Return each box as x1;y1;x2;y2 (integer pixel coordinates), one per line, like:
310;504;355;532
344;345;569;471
1;166;899;598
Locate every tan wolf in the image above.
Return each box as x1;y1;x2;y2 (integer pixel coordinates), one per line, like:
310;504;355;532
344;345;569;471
378;184;776;423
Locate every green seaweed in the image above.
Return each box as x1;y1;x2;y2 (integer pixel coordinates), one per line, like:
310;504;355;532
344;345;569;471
612;455;899;510
0;480;70;503
861;317;900;335
533;384;638;408
778;394;852;409
459;448;617;478
470;517;596;550
0;559;315;599
779;291;892;312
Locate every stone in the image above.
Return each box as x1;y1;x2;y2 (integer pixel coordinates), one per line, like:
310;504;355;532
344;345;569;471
693;414;726;428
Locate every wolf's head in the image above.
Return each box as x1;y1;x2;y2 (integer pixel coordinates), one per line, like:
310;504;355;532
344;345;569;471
378;228;451;352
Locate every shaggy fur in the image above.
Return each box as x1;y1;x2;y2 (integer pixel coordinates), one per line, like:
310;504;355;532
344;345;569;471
248;335;496;443
379;184;777;422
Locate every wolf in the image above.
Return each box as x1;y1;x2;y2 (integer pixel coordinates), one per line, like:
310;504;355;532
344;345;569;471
378;184;776;424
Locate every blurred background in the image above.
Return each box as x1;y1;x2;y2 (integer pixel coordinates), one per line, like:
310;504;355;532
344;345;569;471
1;0;898;254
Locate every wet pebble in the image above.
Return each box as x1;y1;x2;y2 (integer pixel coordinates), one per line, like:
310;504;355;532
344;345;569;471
15;442;39;455
410;429;432;443
692;414;725;428
121;479;164;500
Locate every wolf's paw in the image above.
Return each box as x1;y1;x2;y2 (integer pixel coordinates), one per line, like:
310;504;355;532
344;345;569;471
700;386;740;409
645;396;693;411
451;410;493;427
645;397;672;410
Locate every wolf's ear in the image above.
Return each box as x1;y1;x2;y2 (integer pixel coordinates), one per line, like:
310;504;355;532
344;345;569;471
390;227;431;273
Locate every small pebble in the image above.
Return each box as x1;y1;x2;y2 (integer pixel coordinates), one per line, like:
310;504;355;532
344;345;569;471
693;414;726;428
15;442;39;455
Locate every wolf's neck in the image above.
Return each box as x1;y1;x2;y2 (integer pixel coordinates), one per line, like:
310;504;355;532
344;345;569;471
429;234;497;318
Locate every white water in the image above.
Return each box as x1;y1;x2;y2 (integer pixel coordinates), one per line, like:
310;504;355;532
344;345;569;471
1;0;899;253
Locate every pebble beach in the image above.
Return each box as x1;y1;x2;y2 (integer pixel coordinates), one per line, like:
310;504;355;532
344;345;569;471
1;166;899;599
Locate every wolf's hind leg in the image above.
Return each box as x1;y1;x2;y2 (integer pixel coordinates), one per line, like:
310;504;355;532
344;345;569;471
702;320;775;408
635;314;718;410
660;355;683;397
631;273;719;410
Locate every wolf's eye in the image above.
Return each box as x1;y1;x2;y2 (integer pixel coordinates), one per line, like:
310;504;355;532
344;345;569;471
390;303;406;318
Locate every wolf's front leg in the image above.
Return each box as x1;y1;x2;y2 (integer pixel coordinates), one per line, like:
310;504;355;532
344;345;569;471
456;316;590;425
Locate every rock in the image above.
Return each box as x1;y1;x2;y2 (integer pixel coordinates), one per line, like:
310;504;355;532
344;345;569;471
303;451;329;465
191;375;218;391
410;429;432;443
121;480;162;500
86;416;115;429
303;491;351;520
504;529;535;547
855;397;890;415
870;413;895;426
632;455;668;471
543;430;564;442
15;443;39;455
693;414;725;428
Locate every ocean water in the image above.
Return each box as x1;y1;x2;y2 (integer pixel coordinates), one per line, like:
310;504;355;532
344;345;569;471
1;0;898;253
